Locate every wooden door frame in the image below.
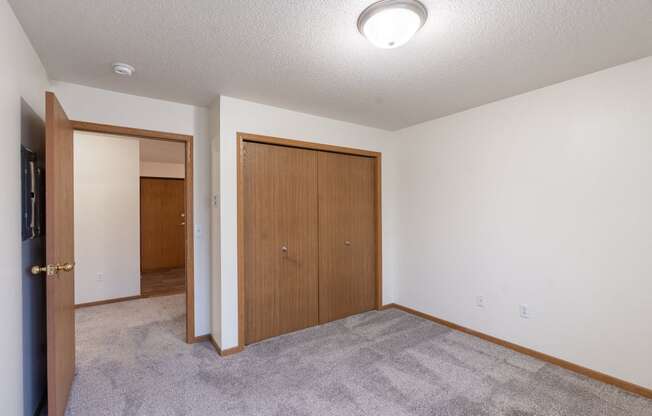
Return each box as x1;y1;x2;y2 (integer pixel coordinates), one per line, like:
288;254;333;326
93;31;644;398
236;132;383;349
71;121;197;343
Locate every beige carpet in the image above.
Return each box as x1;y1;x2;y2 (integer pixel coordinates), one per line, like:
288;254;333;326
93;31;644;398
67;295;652;415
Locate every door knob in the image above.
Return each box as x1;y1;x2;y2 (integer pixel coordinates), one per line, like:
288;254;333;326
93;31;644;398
281;245;288;252
344;240;352;246
179;222;186;226
31;262;74;276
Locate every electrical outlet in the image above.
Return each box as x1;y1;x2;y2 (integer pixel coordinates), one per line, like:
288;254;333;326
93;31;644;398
476;296;484;308
519;304;530;319
96;272;103;282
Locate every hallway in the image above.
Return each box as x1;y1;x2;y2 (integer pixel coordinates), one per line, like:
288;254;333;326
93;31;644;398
140;268;185;298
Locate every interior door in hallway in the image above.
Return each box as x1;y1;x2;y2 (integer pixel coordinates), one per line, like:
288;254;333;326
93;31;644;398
140;178;186;272
43;91;76;416
243;142;319;344
318;151;376;323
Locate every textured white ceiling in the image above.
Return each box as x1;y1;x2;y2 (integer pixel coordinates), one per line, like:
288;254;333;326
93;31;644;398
10;0;652;130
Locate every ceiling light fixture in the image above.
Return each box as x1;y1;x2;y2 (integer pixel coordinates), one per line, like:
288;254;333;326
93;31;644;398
358;0;428;49
112;62;135;76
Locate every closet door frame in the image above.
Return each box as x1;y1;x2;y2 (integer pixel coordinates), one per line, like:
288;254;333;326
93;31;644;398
236;132;382;350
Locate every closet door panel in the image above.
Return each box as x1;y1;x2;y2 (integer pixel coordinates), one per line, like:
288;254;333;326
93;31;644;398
318;152;376;323
243;142;319;344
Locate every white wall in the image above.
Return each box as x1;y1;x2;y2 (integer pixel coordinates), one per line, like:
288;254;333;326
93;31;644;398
140;161;185;178
0;1;49;413
50;81;212;336
214;96;399;349
74;132;141;304
393;56;652;389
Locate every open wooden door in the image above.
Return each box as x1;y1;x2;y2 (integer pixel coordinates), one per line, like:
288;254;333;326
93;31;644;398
38;92;76;416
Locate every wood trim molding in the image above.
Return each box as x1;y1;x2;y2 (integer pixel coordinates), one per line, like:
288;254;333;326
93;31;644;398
209;336;220;354
71;120;196;344
383;303;652;399
208;336;245;357
220;346;245;357
237;134;246;350
139;176;184;181
184;138;196;343
374;155;383;309
237;132;381;158
75;295;142;309
236;132;383;351
188;335;211;344
71;121;192;143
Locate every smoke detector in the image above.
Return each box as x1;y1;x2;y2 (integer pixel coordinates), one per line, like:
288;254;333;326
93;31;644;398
112;63;135;76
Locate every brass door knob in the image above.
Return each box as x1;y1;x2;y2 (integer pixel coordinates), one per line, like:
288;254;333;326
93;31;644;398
31;264;55;276
31;262;74;276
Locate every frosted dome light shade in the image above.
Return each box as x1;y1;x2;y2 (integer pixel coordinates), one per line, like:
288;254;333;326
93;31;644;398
358;0;427;49
362;8;421;48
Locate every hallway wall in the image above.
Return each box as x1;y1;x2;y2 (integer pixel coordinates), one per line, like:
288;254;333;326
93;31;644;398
74;132;141;305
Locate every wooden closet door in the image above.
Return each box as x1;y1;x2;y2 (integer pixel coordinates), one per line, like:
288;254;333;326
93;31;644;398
140;178;186;271
318;152;376;323
243;142;319;344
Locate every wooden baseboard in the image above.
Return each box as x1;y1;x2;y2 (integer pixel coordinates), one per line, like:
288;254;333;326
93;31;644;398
209;336;220;354
189;334;211;344
383;303;652;399
75;295;142;308
208;336;245;357
220;345;245;357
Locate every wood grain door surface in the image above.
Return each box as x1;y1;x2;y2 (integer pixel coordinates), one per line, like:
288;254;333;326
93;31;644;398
45;92;76;416
243;142;319;344
140;178;185;272
318;151;376;323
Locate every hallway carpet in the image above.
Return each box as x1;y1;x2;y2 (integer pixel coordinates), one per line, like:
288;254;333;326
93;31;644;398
67;295;651;415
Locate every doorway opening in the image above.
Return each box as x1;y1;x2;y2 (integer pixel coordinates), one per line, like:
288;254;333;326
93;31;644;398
72;122;196;343
139;140;187;298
